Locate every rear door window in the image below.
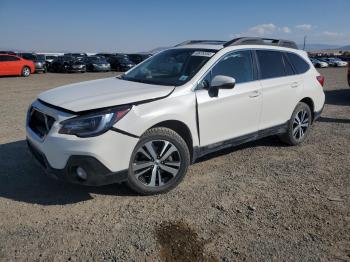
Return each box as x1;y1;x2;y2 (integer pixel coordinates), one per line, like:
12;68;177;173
0;56;18;61
282;53;295;76
287;53;310;74
7;56;19;61
256;50;286;79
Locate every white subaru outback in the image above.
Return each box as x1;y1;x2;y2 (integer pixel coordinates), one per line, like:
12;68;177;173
26;37;325;195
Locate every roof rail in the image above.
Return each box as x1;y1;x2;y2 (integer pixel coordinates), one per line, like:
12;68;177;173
175;40;226;47
223;37;298;49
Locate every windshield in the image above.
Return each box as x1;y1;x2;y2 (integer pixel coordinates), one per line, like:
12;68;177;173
121;48;216;86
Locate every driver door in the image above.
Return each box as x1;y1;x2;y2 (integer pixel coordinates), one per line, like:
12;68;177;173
195;50;262;146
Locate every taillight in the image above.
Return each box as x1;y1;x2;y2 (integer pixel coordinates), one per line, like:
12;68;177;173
316;75;325;87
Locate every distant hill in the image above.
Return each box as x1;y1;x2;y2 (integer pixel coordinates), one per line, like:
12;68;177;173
298;44;341;51
339;45;350;51
297;44;350;52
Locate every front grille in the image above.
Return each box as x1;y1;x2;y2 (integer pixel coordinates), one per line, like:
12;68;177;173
28;107;55;139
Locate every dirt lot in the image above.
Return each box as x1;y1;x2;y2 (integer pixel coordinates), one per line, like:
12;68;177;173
0;69;349;262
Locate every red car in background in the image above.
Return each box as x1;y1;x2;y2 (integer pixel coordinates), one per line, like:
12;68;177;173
0;54;35;77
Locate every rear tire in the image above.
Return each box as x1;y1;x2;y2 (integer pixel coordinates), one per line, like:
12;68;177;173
127;127;190;195
279;102;312;146
21;66;31;77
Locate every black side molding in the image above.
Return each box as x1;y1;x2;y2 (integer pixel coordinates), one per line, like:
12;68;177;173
192;122;288;162
110;127;139;139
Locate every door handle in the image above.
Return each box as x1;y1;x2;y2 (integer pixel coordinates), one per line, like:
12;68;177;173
291;82;299;88
249;90;261;98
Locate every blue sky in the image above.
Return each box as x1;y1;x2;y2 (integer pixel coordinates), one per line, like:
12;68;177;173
0;0;349;52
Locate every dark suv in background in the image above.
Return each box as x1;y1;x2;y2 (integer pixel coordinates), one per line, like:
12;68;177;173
84;56;111;72
50;56;86;73
20;53;47;73
64;53;87;60
108;54;135;71
96;53;116;59
127;53;152;65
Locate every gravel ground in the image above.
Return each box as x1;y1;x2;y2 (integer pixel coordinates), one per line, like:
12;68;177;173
0;69;349;262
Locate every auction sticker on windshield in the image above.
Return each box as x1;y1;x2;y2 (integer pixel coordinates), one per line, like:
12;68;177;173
191;51;215;57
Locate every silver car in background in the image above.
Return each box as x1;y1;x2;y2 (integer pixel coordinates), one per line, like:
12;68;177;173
310;58;328;68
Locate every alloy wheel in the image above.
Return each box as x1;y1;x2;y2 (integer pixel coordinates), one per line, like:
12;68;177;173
292;109;309;140
23;67;30;76
132;140;181;187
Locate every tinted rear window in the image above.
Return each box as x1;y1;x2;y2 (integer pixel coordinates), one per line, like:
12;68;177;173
287;53;310;74
256;50;286;79
0;56;18;61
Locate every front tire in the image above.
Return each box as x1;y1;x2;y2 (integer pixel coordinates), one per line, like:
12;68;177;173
279;102;312;146
21;66;31;77
127;127;190;195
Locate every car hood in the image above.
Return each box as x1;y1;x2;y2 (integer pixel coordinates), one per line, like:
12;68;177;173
38;77;174;112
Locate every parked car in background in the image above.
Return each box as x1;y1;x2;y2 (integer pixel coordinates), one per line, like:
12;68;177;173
0;54;35;77
96;53;116;59
50;56;86;73
348;63;350;86
127;53;152;65
64;53;88;60
108;54;135;71
44;55;58;71
20;53;47;73
310;58;328;68
44;55;58;64
322;57;348;67
84;56;111;72
26;37;325;195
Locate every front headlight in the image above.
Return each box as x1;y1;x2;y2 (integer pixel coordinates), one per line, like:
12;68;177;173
59;107;130;137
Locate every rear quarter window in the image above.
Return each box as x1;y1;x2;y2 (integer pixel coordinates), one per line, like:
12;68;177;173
287;53;310;74
256;50;286;79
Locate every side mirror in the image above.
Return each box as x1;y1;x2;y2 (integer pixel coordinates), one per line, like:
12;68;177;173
208;75;236;97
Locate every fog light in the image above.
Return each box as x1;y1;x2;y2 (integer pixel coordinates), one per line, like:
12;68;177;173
76;167;87;180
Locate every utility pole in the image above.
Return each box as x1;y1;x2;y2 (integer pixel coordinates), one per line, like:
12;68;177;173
303;35;307;50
